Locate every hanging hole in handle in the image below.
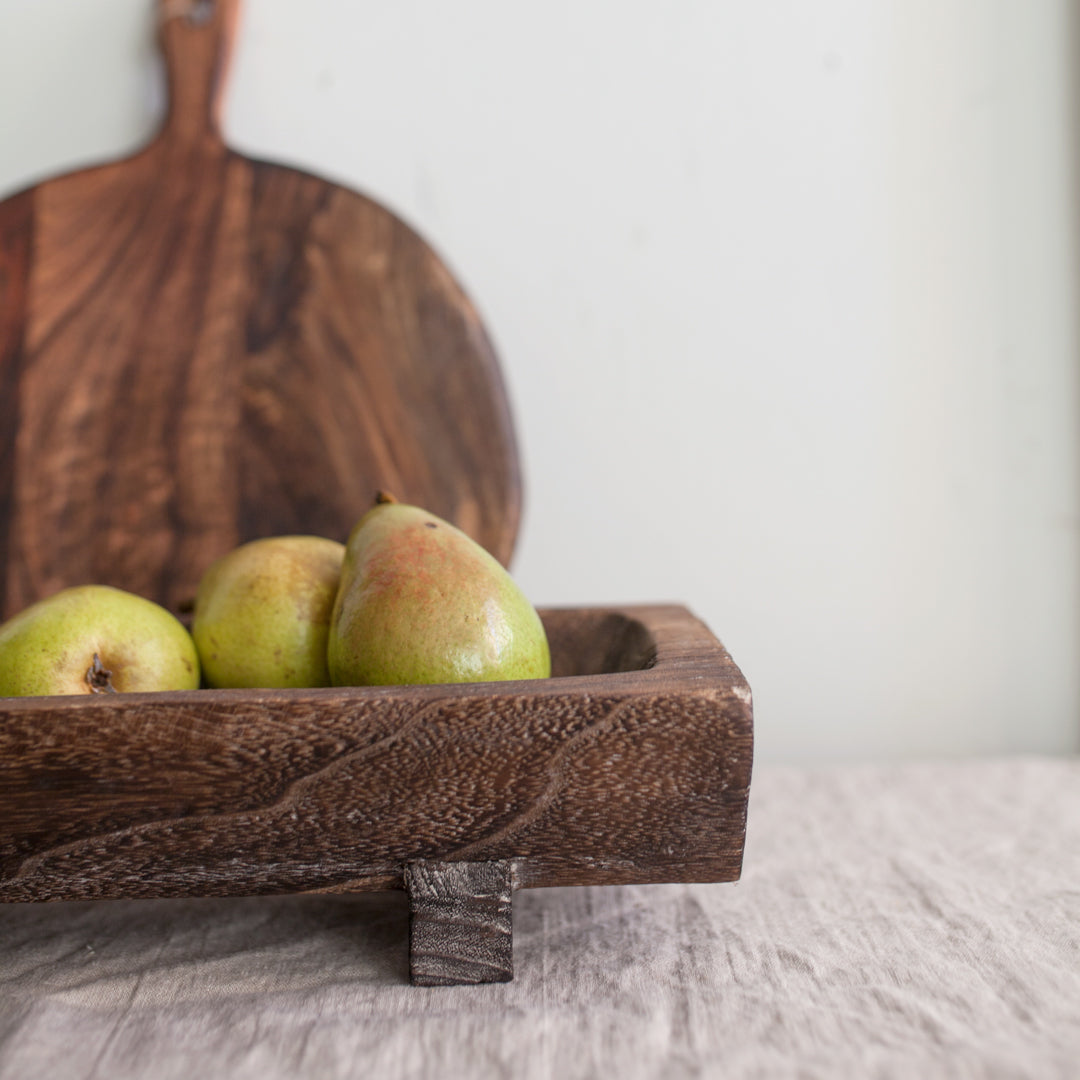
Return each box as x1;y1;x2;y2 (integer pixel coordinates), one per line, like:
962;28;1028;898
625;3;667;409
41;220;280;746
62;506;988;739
186;0;215;26
161;0;215;27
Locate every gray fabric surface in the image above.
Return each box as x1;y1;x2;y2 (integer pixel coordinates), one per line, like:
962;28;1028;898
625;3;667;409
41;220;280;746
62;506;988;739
1;755;1078;1079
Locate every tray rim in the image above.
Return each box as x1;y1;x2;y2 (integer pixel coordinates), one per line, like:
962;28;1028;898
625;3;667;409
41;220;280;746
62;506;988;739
0;603;747;714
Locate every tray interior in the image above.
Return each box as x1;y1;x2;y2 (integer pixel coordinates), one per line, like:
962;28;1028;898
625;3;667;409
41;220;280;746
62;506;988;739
541;609;658;678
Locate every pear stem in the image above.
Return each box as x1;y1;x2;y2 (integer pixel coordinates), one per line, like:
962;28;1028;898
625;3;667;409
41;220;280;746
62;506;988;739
375;491;398;505
86;653;117;694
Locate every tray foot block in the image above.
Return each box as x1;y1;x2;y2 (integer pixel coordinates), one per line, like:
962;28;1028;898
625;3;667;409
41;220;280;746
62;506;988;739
406;859;515;986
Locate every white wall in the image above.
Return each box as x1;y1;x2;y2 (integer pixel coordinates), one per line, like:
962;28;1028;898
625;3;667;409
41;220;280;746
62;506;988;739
2;0;1078;764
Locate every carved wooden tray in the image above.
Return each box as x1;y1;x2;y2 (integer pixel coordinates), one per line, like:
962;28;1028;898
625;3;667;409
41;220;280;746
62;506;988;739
0;605;751;985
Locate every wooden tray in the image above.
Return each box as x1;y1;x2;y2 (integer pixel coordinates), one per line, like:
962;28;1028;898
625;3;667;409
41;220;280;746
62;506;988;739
0;605;752;985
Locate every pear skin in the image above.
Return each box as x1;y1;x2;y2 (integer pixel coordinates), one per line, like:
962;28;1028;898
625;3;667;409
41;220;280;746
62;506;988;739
192;536;345;689
328;499;550;686
0;585;200;697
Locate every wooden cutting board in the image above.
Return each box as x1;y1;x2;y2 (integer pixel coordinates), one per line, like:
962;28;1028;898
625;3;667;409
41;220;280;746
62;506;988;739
0;0;521;621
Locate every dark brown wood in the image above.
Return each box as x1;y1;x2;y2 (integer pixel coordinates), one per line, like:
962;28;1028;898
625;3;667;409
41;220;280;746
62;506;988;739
0;605;753;902
0;188;33;608
406;860;515;986
0;0;520;621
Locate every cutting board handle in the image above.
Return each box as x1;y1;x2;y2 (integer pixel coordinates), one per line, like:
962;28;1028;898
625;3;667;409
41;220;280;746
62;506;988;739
158;0;241;146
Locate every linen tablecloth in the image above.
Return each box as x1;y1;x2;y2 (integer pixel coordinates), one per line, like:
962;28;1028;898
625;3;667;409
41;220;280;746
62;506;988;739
2;755;1078;1078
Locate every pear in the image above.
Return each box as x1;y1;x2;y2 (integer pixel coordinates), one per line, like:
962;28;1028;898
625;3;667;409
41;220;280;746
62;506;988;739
192;535;345;688
328;495;550;686
0;585;200;697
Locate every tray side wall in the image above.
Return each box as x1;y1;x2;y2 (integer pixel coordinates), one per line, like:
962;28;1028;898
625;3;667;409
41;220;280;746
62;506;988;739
0;606;752;901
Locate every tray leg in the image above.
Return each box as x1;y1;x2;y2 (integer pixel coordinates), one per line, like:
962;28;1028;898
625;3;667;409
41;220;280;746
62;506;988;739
405;859;515;986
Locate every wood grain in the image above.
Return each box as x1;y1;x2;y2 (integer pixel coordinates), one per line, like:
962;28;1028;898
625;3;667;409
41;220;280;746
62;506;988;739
0;188;33;607
0;606;753;903
0;0;520;621
406;860;515;986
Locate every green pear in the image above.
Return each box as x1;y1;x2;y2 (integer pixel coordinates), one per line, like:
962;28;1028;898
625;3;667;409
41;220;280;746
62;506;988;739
328;495;550;686
0;585;200;697
192;535;345;688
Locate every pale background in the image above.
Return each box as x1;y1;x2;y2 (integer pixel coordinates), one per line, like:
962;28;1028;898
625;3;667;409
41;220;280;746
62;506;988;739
1;0;1077;765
